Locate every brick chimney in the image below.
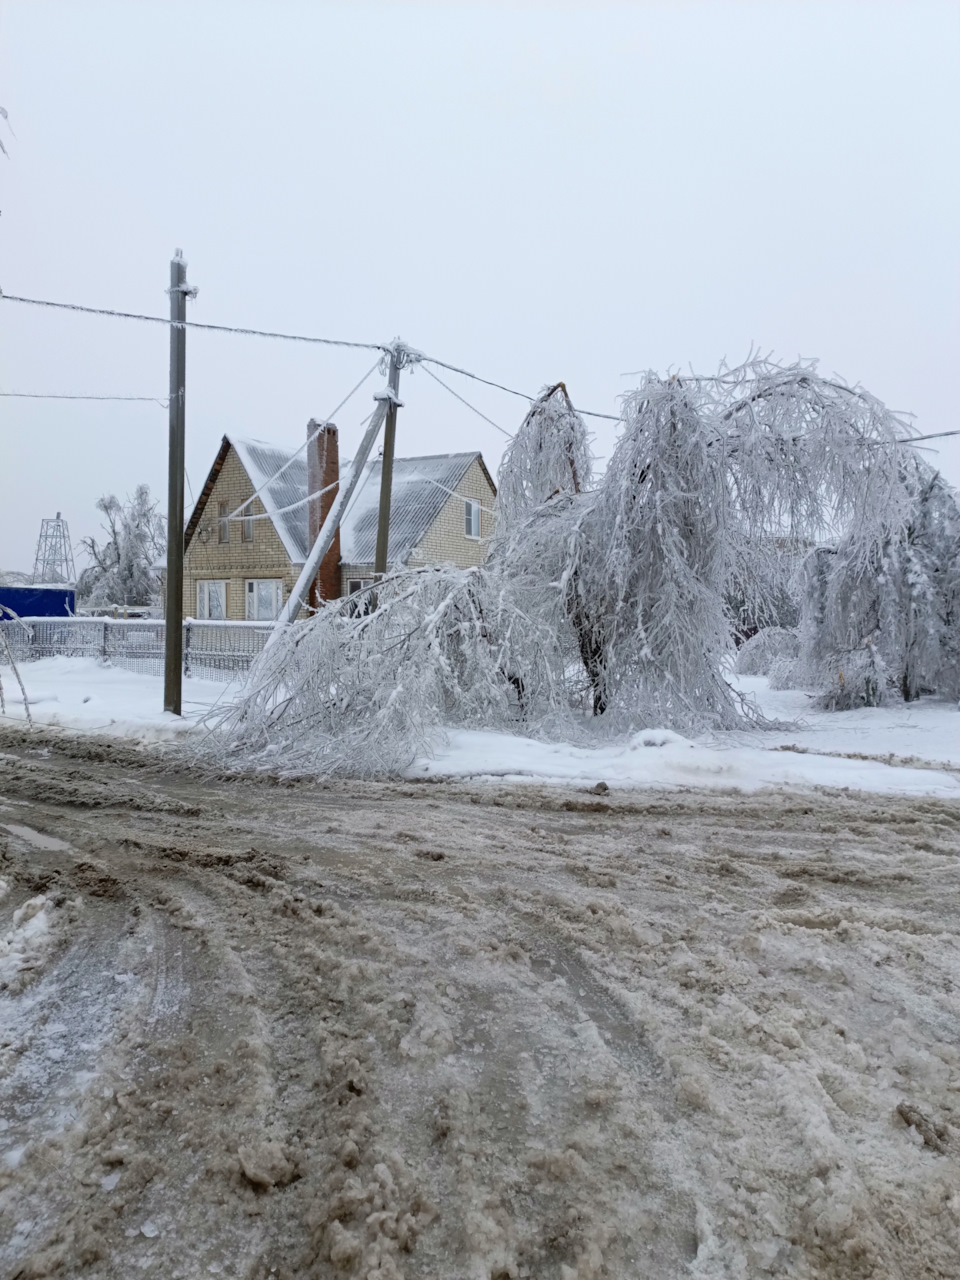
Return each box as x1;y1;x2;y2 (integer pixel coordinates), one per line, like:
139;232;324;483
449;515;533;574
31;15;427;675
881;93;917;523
306;419;341;608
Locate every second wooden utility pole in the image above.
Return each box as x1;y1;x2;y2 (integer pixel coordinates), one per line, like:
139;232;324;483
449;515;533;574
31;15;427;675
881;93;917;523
163;250;196;716
373;347;402;579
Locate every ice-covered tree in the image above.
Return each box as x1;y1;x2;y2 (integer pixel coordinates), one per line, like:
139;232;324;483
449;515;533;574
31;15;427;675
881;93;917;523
0;105;12;159
496;382;592;529
793;463;960;707
908;471;960;701
201;357;941;777
498;361;914;729
77;485;166;608
488;385;598;712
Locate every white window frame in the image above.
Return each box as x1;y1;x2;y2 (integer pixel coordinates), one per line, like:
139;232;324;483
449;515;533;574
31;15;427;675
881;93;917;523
197;579;228;620
245;578;284;621
347;577;375;596
464;498;481;540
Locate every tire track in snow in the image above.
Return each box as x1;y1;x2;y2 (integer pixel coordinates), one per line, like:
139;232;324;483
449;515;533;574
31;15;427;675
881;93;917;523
0;728;958;1278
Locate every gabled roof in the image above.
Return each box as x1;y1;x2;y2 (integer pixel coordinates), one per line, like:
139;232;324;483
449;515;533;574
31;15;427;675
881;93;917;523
231;437;311;564
185;436;494;568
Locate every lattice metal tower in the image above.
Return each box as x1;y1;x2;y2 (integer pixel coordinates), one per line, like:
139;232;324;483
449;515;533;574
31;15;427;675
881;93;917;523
32;512;77;584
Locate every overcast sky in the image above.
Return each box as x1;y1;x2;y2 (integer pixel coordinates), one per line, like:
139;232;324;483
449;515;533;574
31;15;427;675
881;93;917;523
2;0;958;572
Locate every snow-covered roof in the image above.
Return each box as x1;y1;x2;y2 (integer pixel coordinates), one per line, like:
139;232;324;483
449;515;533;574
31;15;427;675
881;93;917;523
228;436;484;567
230;437;311;564
338;452;482;565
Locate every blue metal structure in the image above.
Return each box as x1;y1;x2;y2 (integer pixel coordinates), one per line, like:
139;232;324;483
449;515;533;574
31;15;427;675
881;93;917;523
0;585;76;619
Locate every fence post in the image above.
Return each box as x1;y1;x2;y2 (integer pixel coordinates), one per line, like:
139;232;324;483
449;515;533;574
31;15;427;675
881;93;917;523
183;620;191;678
101;621;108;662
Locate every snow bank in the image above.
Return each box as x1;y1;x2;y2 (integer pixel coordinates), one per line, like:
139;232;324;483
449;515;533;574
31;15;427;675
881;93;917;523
406;724;960;796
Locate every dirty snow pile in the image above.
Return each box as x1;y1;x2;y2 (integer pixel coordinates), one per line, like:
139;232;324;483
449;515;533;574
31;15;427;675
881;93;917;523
0;881;53;992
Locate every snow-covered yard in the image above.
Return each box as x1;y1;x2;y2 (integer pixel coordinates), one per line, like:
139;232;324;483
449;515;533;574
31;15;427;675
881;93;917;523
0;655;238;740
2;656;958;796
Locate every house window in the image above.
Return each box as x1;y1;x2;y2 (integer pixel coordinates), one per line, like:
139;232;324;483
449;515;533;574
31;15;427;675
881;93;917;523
218;501;230;543
464;498;481;539
346;578;374;617
246;579;283;621
240;510;253;542
197;580;227;619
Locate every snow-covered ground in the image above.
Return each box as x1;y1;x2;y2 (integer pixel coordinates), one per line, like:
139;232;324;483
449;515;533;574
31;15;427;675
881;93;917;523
0;655;237;740
409;724;960;797
1;656;958;794
722;675;960;769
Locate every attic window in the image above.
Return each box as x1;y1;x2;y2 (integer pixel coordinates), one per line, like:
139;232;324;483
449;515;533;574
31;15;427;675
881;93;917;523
464;498;481;539
218;502;230;543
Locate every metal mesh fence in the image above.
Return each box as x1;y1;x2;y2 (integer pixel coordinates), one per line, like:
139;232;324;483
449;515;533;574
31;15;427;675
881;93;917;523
0;618;270;681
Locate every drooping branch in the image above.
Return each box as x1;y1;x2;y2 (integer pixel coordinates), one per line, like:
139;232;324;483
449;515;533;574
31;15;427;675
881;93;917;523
496;383;592;531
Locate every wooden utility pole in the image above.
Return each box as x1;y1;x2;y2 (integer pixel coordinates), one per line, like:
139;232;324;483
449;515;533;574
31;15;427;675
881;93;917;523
163;250;195;715
373;348;401;579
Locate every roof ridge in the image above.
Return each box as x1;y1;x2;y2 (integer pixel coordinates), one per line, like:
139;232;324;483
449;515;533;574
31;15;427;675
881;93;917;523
228;432;295;452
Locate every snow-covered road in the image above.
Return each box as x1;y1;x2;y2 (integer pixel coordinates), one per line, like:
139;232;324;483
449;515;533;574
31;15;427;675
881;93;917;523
1;723;959;1278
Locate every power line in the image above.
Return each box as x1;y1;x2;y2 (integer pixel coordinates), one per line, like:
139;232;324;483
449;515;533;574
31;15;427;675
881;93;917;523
419;354;621;422
419;356;957;446
419;354;534;403
2;287;626;420
16;286;948;440
227;478;340;524
0;391;167;404
427;476;496;516
419;363;513;439
0;290;388;354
